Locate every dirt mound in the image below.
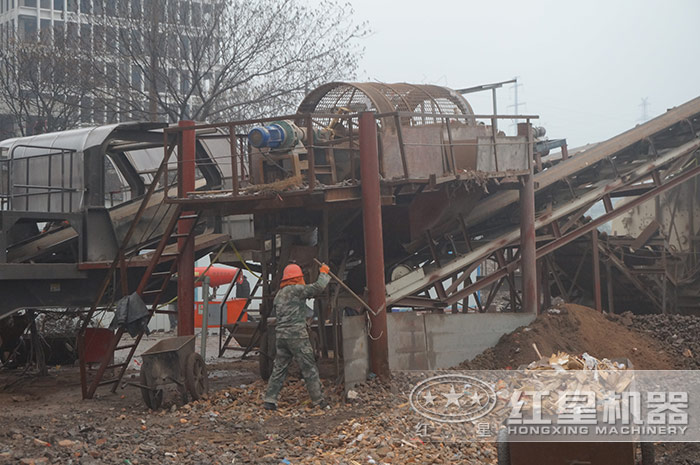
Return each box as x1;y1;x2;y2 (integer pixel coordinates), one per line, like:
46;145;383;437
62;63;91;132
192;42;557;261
459;304;673;370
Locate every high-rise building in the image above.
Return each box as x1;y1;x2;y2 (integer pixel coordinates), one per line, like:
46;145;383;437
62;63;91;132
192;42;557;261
0;0;214;137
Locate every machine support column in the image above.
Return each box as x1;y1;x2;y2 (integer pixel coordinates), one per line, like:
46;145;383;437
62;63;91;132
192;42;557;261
520;172;537;313
592;228;603;312
359;112;390;380
606;257;615;314
177;120;196;336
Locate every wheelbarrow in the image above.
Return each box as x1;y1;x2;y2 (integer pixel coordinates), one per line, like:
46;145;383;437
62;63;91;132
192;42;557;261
497;435;654;465
135;335;208;410
497;358;654;465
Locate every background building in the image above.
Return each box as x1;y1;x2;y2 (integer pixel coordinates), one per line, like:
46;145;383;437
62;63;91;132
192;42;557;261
0;0;216;136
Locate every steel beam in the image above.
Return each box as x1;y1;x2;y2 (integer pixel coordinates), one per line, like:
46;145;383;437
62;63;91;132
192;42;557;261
464;96;700;227
606;258;615;314
601;243;663;312
520;172;537;313
177;121;196;336
424;153;700;307
536;162;700;258
592;228;602;312
359;112;390;380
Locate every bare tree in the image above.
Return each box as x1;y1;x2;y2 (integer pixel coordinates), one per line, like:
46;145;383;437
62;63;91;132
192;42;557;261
0;31;85;138
87;0;367;123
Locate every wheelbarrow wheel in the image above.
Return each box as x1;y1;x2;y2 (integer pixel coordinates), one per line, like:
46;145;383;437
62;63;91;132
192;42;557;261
139;369;163;410
185;352;208;400
641;442;655;465
496;428;511;465
259;330;276;381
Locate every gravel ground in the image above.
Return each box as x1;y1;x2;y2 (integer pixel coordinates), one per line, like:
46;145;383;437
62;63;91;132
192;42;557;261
3;309;700;464
622;312;700;369
0;358;496;465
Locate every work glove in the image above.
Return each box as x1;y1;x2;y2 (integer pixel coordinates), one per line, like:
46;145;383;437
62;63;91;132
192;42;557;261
319;263;330;274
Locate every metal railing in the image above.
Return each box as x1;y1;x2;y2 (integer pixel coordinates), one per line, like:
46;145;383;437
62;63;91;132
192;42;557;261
0;144;81;212
158;110;539;201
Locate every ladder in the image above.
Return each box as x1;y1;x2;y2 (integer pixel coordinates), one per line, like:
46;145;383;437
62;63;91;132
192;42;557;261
76;139;183;399
79;206;200;398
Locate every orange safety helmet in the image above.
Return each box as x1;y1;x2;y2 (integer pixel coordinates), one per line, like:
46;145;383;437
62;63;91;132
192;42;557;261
282;263;303;281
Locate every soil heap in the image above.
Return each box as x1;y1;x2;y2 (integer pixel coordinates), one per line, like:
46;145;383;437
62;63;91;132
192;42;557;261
459;304;673;370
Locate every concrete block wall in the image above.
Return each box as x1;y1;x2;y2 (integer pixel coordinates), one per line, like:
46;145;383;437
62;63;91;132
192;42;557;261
343;312;536;389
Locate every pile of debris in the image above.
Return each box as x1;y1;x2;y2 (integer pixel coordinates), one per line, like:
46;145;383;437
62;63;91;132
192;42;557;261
459;304;672;370
525;350;628;371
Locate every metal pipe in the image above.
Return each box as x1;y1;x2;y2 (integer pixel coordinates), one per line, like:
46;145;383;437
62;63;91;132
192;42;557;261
229;124;239;196
606;254;615;314
520;127;537;313
313;258;373;314
306;116;315;190
218;268;239;354
178;121;196;336
359;112;390;380
201;276;210;358
662;241;667;314
47;151;52;212
592;228;602;312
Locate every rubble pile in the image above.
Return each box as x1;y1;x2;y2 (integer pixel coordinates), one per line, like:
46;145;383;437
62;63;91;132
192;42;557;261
459;304;673;371
525;350;628;371
623;313;700;369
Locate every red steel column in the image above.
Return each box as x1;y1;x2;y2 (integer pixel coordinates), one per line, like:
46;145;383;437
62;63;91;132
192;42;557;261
359;112;390;380
177;121;196;336
520;171;537;313
592;228;603;312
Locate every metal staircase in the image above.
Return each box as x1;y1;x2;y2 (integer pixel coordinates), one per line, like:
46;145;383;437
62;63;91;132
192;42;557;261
76;142;192;399
79;207;201;399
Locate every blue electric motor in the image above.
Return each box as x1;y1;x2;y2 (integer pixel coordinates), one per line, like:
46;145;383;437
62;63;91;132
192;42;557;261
248;120;301;150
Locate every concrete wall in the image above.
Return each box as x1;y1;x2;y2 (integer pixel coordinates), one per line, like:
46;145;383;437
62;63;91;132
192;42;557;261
342;313;370;390
343;312;536;388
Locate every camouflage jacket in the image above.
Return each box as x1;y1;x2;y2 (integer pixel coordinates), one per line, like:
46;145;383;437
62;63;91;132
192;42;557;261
273;273;330;339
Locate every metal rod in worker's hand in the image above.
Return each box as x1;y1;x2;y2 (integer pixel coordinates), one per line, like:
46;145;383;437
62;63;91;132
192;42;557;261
313;258;374;315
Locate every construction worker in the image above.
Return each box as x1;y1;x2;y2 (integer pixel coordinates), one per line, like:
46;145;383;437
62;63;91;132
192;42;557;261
236;275;251;299
263;262;330;410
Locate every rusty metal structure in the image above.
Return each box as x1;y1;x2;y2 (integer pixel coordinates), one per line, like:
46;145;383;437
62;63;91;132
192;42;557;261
0;123;237;320
164;81;539;383
2;81;700;394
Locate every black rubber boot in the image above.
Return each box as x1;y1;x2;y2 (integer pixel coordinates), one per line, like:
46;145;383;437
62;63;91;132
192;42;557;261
263;402;277;411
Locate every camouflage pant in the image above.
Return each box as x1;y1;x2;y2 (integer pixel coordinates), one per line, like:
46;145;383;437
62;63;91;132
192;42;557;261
263;336;324;406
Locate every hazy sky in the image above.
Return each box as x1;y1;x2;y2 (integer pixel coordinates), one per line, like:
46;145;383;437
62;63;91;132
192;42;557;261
341;0;700;147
